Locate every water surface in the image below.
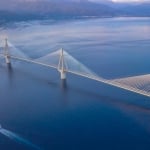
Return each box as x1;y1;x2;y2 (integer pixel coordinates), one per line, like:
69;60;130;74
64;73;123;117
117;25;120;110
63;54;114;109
0;17;150;150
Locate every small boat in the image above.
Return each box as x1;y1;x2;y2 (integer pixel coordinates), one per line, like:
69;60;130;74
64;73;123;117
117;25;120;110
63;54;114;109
0;124;2;129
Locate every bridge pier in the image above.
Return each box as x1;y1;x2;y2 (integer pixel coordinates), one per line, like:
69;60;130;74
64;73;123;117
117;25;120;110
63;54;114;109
60;70;66;80
4;38;11;64
5;55;11;64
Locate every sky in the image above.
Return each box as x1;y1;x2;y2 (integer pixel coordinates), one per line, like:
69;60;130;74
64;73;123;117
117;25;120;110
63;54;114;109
112;0;150;2
91;0;150;2
1;0;150;4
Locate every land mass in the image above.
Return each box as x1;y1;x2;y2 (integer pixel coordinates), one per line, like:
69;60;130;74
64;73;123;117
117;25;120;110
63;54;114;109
0;0;150;22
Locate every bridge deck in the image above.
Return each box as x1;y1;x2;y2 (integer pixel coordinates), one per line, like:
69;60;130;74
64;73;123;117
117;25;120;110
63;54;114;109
0;53;149;98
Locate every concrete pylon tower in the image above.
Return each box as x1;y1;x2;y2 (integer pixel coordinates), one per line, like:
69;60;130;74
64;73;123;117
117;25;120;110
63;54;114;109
58;48;66;80
4;38;11;64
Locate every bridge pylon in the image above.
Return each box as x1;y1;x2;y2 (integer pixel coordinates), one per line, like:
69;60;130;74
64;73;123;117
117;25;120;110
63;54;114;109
4;38;11;64
58;48;66;80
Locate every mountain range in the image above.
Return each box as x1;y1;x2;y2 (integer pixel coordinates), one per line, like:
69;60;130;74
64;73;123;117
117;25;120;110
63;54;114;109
0;0;150;22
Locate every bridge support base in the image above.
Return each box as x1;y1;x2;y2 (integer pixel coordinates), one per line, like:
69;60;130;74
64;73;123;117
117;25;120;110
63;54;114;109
61;71;66;80
5;56;11;64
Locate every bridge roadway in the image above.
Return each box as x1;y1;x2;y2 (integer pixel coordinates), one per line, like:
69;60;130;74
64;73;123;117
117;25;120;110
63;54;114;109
0;53;150;98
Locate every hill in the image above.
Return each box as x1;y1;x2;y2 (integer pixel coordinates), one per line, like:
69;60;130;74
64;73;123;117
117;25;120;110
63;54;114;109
0;0;150;22
0;0;118;22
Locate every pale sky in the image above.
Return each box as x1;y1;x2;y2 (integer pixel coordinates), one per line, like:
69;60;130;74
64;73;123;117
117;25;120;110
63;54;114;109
91;0;150;2
112;0;150;2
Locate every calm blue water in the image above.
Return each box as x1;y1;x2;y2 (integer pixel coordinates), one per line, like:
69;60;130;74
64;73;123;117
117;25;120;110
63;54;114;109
0;17;150;150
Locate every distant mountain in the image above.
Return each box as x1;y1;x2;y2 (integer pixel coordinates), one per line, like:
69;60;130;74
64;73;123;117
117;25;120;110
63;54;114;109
113;3;150;16
0;0;118;22
0;0;150;22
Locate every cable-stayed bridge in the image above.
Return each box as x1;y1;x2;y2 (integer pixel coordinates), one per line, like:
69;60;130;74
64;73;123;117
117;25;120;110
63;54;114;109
0;39;150;98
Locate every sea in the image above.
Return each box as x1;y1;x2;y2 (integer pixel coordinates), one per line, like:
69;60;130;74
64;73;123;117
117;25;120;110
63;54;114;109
0;17;150;150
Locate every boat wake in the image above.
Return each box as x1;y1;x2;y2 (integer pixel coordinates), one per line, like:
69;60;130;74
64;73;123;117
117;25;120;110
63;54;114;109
0;126;41;150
